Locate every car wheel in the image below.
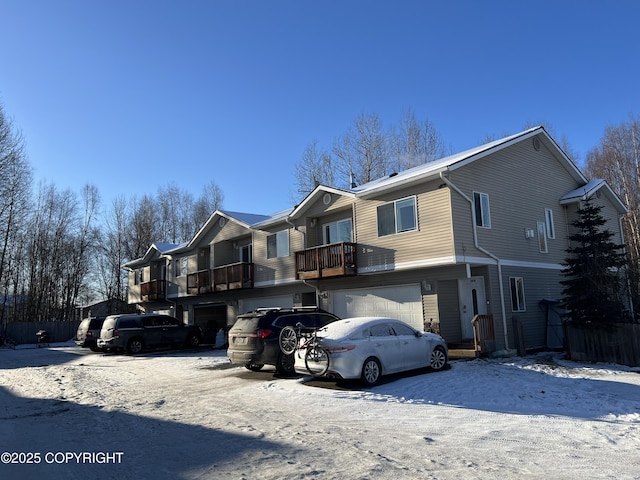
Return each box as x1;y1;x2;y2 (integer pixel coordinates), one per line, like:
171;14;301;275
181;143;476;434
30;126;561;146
245;363;264;372
126;338;144;354
361;357;381;386
186;334;200;348
430;346;447;371
89;346;100;352
276;352;295;375
279;326;298;355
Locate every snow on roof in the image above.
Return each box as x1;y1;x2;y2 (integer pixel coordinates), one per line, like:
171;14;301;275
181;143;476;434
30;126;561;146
560;179;606;203
352;127;545;197
219;210;272;226
560;178;628;213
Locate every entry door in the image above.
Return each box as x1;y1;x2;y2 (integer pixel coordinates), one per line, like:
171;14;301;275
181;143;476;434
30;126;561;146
458;277;487;340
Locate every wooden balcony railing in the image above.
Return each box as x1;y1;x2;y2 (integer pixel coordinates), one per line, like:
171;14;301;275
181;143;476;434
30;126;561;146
140;279;166;301
213;262;254;291
187;262;254;295
187;269;211;294
295;242;357;280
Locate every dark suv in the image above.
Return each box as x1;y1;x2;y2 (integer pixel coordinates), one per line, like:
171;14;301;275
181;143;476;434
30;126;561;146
227;307;340;374
97;314;202;354
75;316;106;352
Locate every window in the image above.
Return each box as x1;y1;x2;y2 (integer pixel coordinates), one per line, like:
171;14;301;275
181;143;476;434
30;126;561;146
537;221;548;253
323;218;353;244
176;257;188;277
370;324;393;336
377;196;417;237
510;277;526;312
545;208;555;239
392;323;415;336
473;192;491;228
267;230;289;258
240;244;252;263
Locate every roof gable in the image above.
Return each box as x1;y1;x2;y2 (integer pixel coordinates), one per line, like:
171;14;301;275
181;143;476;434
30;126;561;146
353;127;586;198
560;179;628;213
288;185;355;220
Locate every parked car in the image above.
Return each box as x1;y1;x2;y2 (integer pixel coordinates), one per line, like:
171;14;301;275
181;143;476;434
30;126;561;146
227;307;340;374
97;314;202;354
294;317;448;386
75;316;106;352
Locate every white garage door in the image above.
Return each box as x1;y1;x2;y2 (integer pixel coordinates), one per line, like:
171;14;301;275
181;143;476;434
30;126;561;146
240;295;293;315
331;285;423;330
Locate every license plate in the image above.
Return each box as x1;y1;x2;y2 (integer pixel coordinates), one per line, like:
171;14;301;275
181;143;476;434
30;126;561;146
235;337;247;345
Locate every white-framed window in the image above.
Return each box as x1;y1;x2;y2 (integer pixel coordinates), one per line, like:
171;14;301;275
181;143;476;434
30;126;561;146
175;257;188;277
377;196;417;237
510;277;526;312
134;269;141;285
473;192;491;228
267;230;289;258
323;218;353;244
537;221;548;253
545;208;555;239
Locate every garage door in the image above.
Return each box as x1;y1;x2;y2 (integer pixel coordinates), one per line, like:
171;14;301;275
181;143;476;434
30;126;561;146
331;285;423;330
240;295;293;315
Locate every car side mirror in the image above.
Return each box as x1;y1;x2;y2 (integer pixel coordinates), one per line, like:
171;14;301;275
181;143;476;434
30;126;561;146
415;331;422;338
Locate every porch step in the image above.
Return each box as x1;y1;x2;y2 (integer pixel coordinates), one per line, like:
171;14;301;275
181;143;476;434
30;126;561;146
447;348;477;359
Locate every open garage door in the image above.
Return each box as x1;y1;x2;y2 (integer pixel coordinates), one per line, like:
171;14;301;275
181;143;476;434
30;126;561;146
194;305;227;345
331;285;423;330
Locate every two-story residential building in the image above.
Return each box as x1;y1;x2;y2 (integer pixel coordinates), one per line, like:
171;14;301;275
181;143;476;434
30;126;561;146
124;126;629;354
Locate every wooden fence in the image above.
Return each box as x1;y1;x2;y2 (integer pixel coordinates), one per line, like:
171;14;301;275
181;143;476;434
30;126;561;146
2;320;81;345
565;323;640;367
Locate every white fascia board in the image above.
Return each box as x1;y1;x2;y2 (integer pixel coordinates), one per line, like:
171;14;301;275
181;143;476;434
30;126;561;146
288;186;355;221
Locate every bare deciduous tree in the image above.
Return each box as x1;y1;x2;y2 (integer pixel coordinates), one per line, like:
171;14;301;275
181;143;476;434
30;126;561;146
390;109;449;170
293;111;448;202
585;115;640;314
0;104;32;328
332;112;390;188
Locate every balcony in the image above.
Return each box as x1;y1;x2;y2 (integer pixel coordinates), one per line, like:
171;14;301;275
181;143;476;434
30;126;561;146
187;270;211;295
187;262;254;295
295;242;357;280
140;279;166;301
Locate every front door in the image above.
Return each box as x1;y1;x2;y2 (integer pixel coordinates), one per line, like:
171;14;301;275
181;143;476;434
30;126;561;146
458;277;487;340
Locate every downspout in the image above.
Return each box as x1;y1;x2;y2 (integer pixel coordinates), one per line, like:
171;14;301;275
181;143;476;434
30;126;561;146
439;171;510;351
164;255;177;318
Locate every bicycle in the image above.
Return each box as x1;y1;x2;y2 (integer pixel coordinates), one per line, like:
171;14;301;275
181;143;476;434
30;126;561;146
279;322;330;376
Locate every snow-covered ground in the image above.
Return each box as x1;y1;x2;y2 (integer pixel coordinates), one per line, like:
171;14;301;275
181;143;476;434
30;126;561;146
1;342;639;480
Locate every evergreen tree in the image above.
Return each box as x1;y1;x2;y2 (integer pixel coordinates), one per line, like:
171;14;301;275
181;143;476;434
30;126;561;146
560;199;629;325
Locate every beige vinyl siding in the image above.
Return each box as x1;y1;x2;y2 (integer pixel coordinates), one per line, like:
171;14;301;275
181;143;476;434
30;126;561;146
501;265;564;351
448;137;583;265
354;181;455;270
304;193;354;218
252;225;299;284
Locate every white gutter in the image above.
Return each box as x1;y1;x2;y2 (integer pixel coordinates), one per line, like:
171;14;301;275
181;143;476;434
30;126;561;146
439;171;510;350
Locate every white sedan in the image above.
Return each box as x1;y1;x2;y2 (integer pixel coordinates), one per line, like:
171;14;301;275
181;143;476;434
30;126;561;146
293;317;448;386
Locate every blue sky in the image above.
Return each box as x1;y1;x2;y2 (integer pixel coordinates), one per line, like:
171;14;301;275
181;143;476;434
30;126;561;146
1;0;638;216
